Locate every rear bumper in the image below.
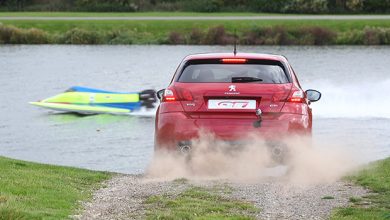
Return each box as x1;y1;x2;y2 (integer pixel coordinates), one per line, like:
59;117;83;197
155;112;310;150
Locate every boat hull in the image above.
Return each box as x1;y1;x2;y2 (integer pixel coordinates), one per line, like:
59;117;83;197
29;102;132;114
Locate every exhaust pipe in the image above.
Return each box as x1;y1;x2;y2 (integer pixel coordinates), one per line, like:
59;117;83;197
253;108;262;128
178;141;192;154
271;146;282;157
179;145;191;154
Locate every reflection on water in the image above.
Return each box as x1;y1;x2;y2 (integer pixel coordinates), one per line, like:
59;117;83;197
0;45;390;173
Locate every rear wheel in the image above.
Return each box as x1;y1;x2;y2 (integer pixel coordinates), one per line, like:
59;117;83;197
266;141;290;165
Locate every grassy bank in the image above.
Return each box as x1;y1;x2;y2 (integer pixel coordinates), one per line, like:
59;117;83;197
0;12;276;17
332;157;390;220
0;156;111;219
145;185;259;219
1;16;390;45
1;0;389;14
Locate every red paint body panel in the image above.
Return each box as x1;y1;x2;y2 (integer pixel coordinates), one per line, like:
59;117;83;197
174;82;292;113
155;112;310;149
155;53;313;150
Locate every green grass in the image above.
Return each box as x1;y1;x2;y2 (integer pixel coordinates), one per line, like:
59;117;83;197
0;156;111;220
1;12;390;45
145;186;259;219
332;157;390;220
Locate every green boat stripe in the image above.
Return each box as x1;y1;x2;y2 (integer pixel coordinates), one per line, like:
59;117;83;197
42;92;140;104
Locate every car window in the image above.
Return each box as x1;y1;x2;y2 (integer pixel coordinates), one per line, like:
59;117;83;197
178;64;289;83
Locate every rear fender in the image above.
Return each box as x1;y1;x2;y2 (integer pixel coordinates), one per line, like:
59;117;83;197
158;102;184;113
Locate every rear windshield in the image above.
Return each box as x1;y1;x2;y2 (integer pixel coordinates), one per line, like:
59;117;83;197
178;64;289;84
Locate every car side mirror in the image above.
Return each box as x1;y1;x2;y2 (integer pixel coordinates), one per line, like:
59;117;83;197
157;89;165;101
305;89;321;102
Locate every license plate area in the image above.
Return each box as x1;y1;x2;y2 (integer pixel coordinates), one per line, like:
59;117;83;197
208;99;256;110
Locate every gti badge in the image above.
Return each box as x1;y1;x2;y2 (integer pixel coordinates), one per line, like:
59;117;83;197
229;85;236;92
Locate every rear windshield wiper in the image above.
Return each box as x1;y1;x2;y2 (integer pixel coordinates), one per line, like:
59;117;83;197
231;77;263;83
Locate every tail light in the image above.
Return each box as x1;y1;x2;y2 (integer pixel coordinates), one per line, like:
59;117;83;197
287;89;305;103
281;88;308;114
163;89;176;102
162;87;193;102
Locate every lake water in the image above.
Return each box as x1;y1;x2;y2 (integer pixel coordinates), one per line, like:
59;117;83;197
1;45;389;174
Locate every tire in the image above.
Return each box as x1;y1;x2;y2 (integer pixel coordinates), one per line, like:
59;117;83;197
266;141;290;165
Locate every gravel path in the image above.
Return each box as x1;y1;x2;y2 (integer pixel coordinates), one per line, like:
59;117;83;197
76;174;367;220
230;180;367;220
74;174;190;220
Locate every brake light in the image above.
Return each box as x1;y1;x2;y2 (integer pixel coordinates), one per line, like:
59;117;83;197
162;87;193;102
287;90;305;103
221;58;247;64
163;89;176;102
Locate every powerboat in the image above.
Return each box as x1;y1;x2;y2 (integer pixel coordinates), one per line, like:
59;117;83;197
30;86;157;115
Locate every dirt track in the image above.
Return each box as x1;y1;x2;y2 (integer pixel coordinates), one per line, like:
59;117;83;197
75;174;367;220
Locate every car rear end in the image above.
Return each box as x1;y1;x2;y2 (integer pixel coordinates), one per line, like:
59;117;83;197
155;53;312;151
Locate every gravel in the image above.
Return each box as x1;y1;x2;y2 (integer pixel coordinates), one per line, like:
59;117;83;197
74;174;189;220
76;175;367;220
230;180;367;220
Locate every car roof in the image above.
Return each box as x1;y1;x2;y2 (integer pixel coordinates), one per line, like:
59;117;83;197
183;53;288;62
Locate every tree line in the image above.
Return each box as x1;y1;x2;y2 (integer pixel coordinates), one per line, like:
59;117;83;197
0;0;389;13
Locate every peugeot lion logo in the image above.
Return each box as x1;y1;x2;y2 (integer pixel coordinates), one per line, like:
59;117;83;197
229;85;236;92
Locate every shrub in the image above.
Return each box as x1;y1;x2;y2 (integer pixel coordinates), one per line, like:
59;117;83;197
241;26;335;45
74;0;138;12
362;0;390;13
167;31;185;44
0;24;17;43
346;0;363;12
152;2;184;11
182;0;222;12
363;27;390;45
106;30;133;44
0;24;49;44
203;25;234;45
249;0;287;12
23;28;50;44
242;27;285;45
268;26;292;45
8;28;25;43
60;28;103;44
188;28;203;45
241;29;259;45
304;27;336;45
284;0;329;13
336;30;364;44
241;27;283;45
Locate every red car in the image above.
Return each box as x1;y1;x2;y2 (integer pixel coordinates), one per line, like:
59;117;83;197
155;53;321;154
